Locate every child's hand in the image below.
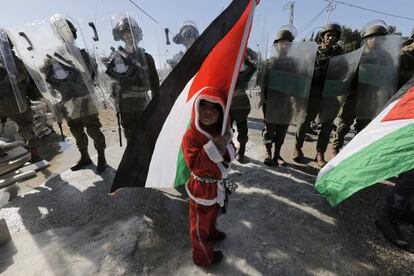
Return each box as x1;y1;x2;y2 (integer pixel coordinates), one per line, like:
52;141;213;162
212;135;228;155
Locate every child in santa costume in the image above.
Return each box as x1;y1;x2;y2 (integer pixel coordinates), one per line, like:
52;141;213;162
182;87;236;267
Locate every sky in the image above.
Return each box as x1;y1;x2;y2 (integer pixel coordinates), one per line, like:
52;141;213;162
1;0;414;68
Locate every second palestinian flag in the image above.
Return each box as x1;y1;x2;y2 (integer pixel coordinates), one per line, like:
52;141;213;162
316;78;414;206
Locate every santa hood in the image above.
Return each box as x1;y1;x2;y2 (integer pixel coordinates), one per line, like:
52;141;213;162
191;86;231;139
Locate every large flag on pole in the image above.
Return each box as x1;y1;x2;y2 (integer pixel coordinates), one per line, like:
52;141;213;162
316;77;414;206
111;0;258;192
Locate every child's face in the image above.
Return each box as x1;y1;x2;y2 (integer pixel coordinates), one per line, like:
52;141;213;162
199;101;220;126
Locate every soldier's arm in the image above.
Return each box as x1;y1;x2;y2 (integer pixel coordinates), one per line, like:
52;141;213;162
146;53;160;99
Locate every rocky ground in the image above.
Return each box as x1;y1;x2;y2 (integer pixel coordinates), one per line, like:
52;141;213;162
1;105;414;275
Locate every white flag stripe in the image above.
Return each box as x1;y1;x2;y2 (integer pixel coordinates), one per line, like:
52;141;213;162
318;99;414;180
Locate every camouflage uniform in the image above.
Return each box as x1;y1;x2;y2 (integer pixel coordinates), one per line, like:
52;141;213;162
230;50;257;149
106;48;160;141
0;54;38;149
399;42;414;89
44;47;106;171
295;43;344;155
261;54;297;164
332;44;395;152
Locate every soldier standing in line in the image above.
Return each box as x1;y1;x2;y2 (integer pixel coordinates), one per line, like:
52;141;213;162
45;15;107;172
229;47;257;162
331;21;400;155
293;23;344;167
102;15;159;142
0;29;41;162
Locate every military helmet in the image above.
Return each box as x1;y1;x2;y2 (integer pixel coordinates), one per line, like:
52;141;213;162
112;15;143;42
50;13;78;41
173;21;199;45
274;30;294;43
274;25;297;44
321;23;342;37
360;20;388;39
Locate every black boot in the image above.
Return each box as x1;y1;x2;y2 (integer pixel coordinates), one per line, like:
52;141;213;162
293;145;304;163
96;148;107;173
264;144;274;166
212;250;224;265
273;146;286;166
375;214;410;251
236;143;246;162
71;149;92;171
315;151;328;168
209;229;226;242
401;208;414;225
29;146;42;163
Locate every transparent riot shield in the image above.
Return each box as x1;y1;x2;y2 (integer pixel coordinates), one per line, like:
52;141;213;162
264;41;318;125
8;17;99;122
317;46;364;123
357;34;402;119
0;29;27;114
89;13;158;114
155;20;203;81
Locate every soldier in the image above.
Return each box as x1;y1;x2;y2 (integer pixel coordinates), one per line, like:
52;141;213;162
103;15;159;142
0;30;41;162
293;23;344;167
167;21;199;68
331;21;399;155
399;33;414;89
229;47;257;162
44;15;107;173
261;28;296;166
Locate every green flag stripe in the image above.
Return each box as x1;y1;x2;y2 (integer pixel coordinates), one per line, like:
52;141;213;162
316;123;414;206
174;148;191;188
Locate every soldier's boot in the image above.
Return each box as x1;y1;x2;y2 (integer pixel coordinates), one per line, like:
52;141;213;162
29;146;42;163
236;143;246;162
375;214;410;251
292;145;304;163
401;207;414;225
315;151;327;168
0;147;7;158
273;146;286;167
71;148;92;171
96;149;107;173
264;144;274;166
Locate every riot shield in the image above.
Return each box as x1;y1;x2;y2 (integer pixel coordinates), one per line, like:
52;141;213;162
317;46;364;123
264;41;317;125
357;34;402;119
89;13;158;114
7;17;99;121
160;20;203;80
0;29;27;114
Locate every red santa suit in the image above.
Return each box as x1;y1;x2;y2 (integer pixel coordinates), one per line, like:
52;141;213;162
182;87;236;266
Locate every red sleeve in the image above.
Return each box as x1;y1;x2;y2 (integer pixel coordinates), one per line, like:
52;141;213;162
182;130;224;179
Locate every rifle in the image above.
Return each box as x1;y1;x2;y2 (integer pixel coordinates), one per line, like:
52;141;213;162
0;116;6;135
116;112;123;147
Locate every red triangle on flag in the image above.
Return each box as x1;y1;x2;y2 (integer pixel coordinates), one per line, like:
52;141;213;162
382;85;414;122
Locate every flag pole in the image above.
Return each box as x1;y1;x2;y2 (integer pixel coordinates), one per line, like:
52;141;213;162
221;0;257;135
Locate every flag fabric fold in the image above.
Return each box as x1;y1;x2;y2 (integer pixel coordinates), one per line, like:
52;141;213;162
111;0;257;192
316;77;414;206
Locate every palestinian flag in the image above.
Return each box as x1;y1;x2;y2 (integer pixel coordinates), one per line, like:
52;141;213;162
110;0;257;192
316;78;414;206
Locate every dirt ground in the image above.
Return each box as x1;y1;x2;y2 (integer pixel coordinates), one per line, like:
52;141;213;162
1;105;414;275
1;109;122;200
